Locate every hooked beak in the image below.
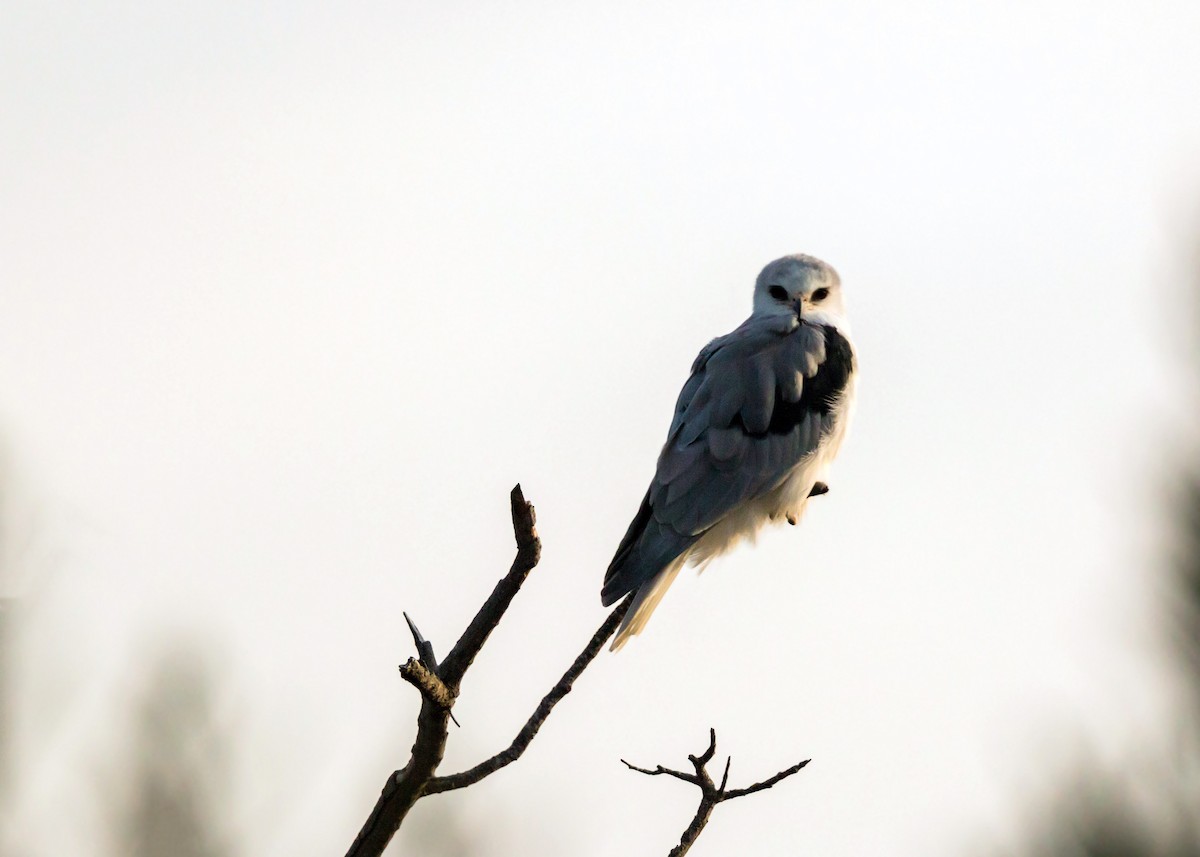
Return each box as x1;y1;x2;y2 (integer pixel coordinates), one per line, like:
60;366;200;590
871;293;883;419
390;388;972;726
792;298;805;320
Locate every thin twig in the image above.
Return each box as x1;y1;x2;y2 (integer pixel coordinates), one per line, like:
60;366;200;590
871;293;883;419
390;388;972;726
619;760;702;787
403;611;439;671
623;729;810;857
426;597;631;793
690;728;718;767
723;759;810;800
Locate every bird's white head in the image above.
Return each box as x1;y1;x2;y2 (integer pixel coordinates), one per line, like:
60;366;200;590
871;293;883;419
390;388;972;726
752;254;848;331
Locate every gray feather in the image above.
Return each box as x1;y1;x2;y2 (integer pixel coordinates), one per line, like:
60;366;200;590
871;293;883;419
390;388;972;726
603;314;851;607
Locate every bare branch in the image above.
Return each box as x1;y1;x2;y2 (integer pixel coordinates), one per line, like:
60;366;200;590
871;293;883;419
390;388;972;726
344;485;542;857
346;485;809;857
623;730;810;857
689;727;718;767
346;486;630;856
722;758;810;800
620;759;702;787
398;658;456;710
344;691;453;857
403;614;461;726
426;597;631;793
403;612;439;671
436;485;541;688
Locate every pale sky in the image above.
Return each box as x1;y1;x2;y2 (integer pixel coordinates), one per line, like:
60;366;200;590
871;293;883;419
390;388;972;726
3;2;1200;855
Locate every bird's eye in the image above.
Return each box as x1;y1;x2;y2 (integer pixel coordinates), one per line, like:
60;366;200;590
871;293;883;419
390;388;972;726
811;287;830;302
768;286;788;301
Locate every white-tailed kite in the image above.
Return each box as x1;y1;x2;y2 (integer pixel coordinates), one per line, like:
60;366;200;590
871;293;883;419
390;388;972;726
602;254;857;650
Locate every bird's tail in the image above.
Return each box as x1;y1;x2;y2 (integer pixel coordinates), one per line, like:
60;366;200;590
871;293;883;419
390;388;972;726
610;555;688;651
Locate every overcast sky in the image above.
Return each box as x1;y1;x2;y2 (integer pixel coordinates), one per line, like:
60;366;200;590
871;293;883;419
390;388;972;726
4;2;1200;855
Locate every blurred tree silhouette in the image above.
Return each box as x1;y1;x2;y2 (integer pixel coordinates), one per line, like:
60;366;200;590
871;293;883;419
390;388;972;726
1171;467;1200;714
108;642;239;857
0;597;13;839
998;243;1200;857
1004;476;1200;855
0;439;18;841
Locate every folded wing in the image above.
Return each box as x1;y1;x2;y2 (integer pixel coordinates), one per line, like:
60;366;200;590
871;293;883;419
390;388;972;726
602;319;853;607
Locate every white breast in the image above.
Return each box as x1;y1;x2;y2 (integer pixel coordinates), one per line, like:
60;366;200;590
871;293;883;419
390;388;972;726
685;372;856;569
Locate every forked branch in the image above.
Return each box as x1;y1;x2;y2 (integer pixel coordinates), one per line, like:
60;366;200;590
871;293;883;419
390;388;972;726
345;487;809;857
622;729;810;857
425;599;629;794
345;486;629;857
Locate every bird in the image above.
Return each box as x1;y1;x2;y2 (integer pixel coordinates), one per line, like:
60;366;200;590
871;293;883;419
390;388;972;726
602;253;857;650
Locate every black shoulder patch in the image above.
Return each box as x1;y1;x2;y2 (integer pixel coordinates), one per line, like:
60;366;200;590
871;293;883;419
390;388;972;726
795;324;854;414
733;324;855;437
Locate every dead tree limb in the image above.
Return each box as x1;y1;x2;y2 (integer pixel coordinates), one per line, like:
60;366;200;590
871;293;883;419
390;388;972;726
425;599;629;794
344;485;629;857
622;728;810;857
345;486;807;857
397;658;455;710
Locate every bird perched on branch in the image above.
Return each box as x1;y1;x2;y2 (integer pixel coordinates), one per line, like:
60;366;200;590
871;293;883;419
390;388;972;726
602;254;857;650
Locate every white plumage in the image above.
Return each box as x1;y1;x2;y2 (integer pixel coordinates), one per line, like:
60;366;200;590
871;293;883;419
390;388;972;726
602;254;857;649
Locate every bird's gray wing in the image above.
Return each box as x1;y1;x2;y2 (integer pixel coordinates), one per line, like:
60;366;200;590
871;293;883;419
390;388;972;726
602;319;854;605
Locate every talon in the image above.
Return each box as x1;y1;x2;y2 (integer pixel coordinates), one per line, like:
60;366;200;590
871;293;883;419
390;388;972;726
808;482;829;498
786;513;797;525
